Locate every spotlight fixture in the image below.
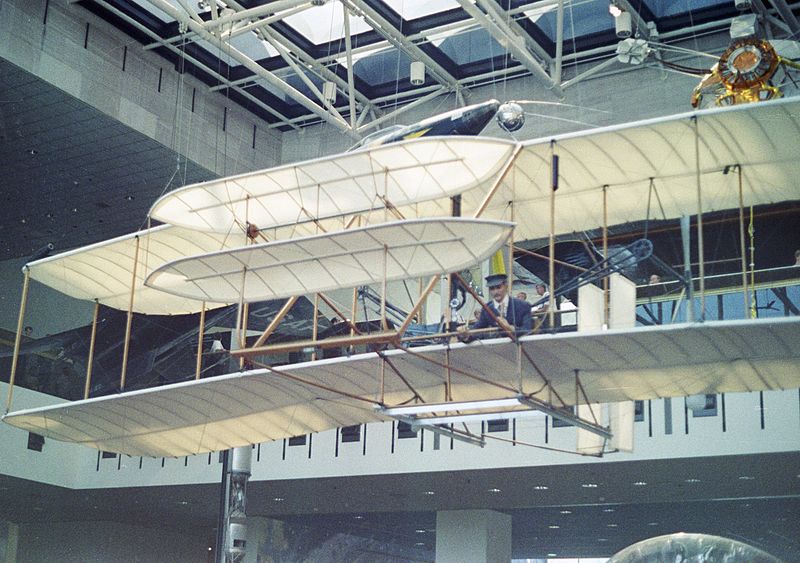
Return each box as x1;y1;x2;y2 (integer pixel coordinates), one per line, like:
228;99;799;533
609;2;622;17
322;81;336;104
410;61;425;85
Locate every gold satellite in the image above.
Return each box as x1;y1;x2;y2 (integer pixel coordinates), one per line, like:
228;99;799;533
692;37;800;108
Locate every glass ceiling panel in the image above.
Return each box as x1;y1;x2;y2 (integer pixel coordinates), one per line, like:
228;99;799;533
229;32;278;60
530;0;614;41
380;0;460;20
436;26;506;66
282;2;372;45
353;47;413;87
642;0;732;18
253;68;326;106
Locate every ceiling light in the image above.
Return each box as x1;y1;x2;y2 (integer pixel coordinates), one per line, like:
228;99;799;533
548;525;560;529
648;522;659;526
354;515;364;520
423;491;435;496
598;538;609;542
415;529;426;534
272;497;285;502
633;481;647;486
581;483;598;488
602;508;615;513
414;542;425;547
685;478;701;483
560;510;572;514
488;488;501;494
410;61;425;85
533;485;549;490
607;523;618;528
547;553;557;557
738;476;755;480
28;149;37;155
125;195;134;201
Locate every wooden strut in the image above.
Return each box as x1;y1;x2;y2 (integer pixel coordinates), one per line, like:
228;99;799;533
6;267;30;414
548;142;557;330
195;302;206;380
251;296;299;349
602;185;609;327
120;235;141;391
233;331;398;357
737;165;750;315
84;300;100;399
239;302;249;370
311;294;319;361
395;275;439;339
474;143;523;219
693;116;706;318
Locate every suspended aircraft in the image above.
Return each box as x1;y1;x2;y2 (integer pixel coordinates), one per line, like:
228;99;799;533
3;94;800;461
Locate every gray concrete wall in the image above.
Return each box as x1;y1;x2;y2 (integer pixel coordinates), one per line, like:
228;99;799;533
15;520;210;563
0;0;281;176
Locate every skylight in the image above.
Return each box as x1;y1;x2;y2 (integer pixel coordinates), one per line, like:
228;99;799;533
382;0;461;20
282;2;372;45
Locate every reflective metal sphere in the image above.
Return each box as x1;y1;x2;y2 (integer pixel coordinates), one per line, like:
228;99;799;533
496;102;525;132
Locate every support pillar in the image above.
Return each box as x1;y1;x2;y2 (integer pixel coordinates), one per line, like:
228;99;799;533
435;509;511;563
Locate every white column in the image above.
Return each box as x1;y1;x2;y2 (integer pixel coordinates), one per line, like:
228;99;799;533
436;509;511;563
4;522;19;563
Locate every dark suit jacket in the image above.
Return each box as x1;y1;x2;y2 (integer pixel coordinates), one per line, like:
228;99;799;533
473;296;532;337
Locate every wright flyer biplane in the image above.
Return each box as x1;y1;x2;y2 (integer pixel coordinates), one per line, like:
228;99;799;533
4;98;800;460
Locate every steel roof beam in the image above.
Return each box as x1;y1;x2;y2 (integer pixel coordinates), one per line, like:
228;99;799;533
220;0;380;118
615;0;651;40
90;0;300;129
345;0;459;90
770;0;800;34
474;0;554;67
146;0;354;136
457;0;563;97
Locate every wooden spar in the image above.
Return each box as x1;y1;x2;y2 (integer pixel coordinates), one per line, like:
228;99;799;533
602;185;609;326
381;244;388;331
395;276;439;339
239;302;249;370
548;142;557;329
693;116;706;318
195;302;206;380
251;296;299;348
473;143;523;219
84;300;100;399
737;166;750;314
233;331;398;357
350;287;358;342
120;235;141;390
5;268;30;413
311;294;319;361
